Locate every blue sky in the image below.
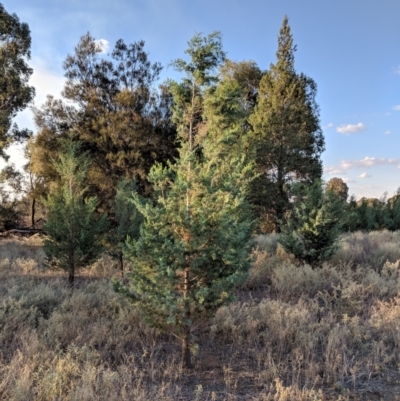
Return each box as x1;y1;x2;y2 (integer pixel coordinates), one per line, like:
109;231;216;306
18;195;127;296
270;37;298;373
3;0;400;199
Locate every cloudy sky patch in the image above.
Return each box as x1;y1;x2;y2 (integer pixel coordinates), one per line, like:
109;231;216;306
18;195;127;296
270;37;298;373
336;123;366;135
94;39;110;54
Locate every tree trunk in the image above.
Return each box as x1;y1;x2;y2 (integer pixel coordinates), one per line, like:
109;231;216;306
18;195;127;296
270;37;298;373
182;267;192;368
182;325;192;368
119;252;124;276
31;197;36;229
68;269;75;285
68;251;75;286
275;180;285;233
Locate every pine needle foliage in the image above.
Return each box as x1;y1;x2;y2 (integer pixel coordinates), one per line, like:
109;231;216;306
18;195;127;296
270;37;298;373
115;33;254;369
249;16;324;233
43;139;107;285
107;179;143;273
278;180;343;266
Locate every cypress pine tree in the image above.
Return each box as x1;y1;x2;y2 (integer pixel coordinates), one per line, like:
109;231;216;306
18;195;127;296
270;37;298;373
107;179;143;273
115;33;254;369
249;16;325;233
43;139;107;285
278;180;343;266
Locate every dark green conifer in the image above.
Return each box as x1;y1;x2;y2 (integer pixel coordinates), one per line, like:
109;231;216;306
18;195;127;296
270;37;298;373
249;17;324;232
43;139;107;285
279;180;343;266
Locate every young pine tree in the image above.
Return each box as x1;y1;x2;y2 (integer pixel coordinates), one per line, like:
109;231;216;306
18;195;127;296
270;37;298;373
278;180;343;266
43;139;107;285
114;33;254;369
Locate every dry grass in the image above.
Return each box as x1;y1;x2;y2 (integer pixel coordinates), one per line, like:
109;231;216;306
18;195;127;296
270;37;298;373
1;231;400;400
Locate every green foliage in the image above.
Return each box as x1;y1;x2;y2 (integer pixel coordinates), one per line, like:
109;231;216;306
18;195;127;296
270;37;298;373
387;194;400;230
0;3;35;158
115;33;254;369
169;31;225;145
107;179;143;272
31;33;177;214
249;17;324;232
278;180;343;266
0;185;20;230
326;177;349;202
43;139;107;284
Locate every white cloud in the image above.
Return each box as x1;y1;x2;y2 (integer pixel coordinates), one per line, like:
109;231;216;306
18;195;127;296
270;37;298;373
323;123;333;129
325;157;400;175
395;65;400;74
336;122;366;135
30;67;65;107
357;172;372;178
95;39;110;54
384;131;391;135
392;105;400;111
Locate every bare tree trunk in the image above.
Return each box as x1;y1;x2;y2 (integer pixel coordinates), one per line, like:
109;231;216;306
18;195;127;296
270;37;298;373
31;197;36;229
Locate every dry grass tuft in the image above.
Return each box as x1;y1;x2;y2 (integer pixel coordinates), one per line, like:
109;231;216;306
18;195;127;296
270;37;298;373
1;231;400;400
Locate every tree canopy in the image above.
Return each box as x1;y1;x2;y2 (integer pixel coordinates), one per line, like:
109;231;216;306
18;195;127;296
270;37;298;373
30;33;177;215
249;16;325;232
0;3;35;159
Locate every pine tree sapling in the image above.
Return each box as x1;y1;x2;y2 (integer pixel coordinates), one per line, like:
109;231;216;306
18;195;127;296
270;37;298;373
278;180;343;266
115;33;254;370
43;139;107;284
115;135;254;369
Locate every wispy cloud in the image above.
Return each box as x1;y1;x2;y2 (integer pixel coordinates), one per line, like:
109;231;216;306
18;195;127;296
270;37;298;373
336;122;366;135
325;157;400;175
357;172;372;178
392;105;400;111
323;123;333;129
395;65;400;74
384;131;391;135
95;39;110;54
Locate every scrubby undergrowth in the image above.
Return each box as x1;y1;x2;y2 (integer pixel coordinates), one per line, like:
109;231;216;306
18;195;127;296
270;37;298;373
1;232;400;400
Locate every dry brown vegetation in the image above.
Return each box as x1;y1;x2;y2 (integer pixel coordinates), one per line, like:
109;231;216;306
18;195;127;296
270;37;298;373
1;232;400;400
